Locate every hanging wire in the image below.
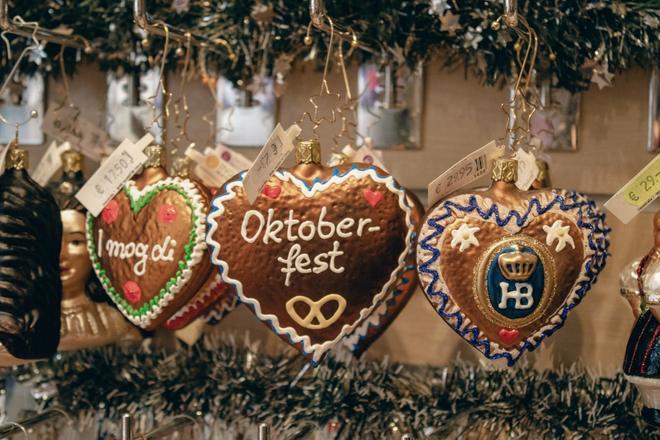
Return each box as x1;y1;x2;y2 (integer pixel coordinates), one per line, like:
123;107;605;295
144;21;173;143
492;7;539;153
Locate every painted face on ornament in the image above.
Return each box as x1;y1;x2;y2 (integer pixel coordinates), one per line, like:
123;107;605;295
60;209;92;297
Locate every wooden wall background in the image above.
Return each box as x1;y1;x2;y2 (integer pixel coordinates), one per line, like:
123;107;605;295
47;61;656;376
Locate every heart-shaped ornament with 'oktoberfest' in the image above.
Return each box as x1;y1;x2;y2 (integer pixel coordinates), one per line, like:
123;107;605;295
87;177;212;330
417;158;610;366
206;140;415;364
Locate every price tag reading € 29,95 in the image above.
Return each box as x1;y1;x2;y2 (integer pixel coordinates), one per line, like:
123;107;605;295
427;140;503;206
605;154;660;224
75;134;153;217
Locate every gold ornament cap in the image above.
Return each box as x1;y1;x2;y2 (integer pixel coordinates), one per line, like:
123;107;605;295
534;159;550;188
7;147;28;171
491;157;518;183
144;145;166;168
172;156;192;178
61;150;83;173
296;140;321;165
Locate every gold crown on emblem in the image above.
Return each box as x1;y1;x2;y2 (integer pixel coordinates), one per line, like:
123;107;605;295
498;246;538;281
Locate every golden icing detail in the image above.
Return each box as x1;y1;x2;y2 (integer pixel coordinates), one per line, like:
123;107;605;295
285;293;346;329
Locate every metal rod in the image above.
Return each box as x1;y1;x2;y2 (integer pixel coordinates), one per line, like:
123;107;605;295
308;0;374;54
258;423;270;440
0;409;63;436
122;413;133;440
134;0;235;60
135;416;197;439
0;0;90;51
504;0;518;27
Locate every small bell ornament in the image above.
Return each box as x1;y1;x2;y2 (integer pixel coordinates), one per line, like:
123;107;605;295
87;145;214;330
206;139;416;364
623;212;660;427
0;145;62;360
417;157;610;366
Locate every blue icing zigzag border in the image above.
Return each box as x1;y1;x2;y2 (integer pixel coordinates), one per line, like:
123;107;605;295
418;191;610;366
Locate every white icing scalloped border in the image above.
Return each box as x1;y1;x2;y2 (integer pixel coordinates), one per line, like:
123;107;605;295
87;177;207;329
416;190;607;364
206;167;415;364
165;273;224;324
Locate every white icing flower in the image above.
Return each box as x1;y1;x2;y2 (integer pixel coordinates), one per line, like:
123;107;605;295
543;220;575;252
450;223;480;252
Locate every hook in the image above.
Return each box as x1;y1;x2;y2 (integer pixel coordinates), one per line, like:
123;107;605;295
258;423;270;440
307;0;373;53
6;421;29;439
121;413;133;440
144;20;173;144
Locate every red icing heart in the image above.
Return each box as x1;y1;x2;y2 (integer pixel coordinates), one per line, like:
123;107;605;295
102;199;120;224
123;281;142;304
498;328;520;345
262;185;282;199
158;204;177;224
363;189;383;207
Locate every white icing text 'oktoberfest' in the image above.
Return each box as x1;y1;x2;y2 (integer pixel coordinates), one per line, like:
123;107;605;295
240;207;381;286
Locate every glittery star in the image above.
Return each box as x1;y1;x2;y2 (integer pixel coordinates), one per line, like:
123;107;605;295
450;223;480;252
591;66;614;90
543;220;575;252
309;88;341;126
440;11;461;34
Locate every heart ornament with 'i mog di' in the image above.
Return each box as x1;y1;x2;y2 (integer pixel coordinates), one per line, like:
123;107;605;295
417;157;610;366
87;146;213;330
206;140;416;364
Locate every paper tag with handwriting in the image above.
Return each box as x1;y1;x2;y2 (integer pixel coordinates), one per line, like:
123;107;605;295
31;141;72;186
427;140;503;206
186;144;252;188
43;105;109;162
605;154;660;224
75;134;153;216
42;105;79;140
243;123;301;204
514;149;539;191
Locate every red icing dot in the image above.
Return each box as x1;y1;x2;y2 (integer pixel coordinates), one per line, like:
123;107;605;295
158;204;177;224
101;199;120;224
221;151;231;161
123;281;142;304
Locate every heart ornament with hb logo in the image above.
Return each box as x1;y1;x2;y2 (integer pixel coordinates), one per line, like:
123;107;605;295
417;158;610;366
206;140;415;364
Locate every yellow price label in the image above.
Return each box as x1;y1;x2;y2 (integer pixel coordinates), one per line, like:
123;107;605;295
623;157;660;207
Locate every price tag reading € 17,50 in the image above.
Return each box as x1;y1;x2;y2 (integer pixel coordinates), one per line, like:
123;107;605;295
243;123;301;204
75;134;153;217
605;154;660;224
427;140;503;206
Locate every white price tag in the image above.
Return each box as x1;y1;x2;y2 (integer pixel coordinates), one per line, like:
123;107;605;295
604;154;660;224
427;140;503;206
75;134;153;216
243;123;301;204
31;141;72;186
514;149;539;191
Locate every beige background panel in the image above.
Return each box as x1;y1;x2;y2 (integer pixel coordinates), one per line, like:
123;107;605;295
44;62;656;374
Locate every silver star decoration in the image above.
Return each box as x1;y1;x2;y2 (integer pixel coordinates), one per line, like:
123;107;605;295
28;45;47;66
440;11;461;34
464;26;483;50
430;0;451;16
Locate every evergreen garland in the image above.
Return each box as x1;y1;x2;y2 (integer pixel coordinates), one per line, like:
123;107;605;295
11;337;659;439
0;1;657;92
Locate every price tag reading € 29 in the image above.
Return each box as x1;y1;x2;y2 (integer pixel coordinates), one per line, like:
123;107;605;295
75;134;153;216
605;154;660;224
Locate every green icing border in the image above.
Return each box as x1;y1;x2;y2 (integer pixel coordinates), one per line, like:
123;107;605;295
87;183;200;320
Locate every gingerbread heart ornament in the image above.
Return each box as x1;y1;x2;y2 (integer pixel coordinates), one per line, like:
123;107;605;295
87;176;212;330
342;188;424;357
207;140;415;364
417;158;610;366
